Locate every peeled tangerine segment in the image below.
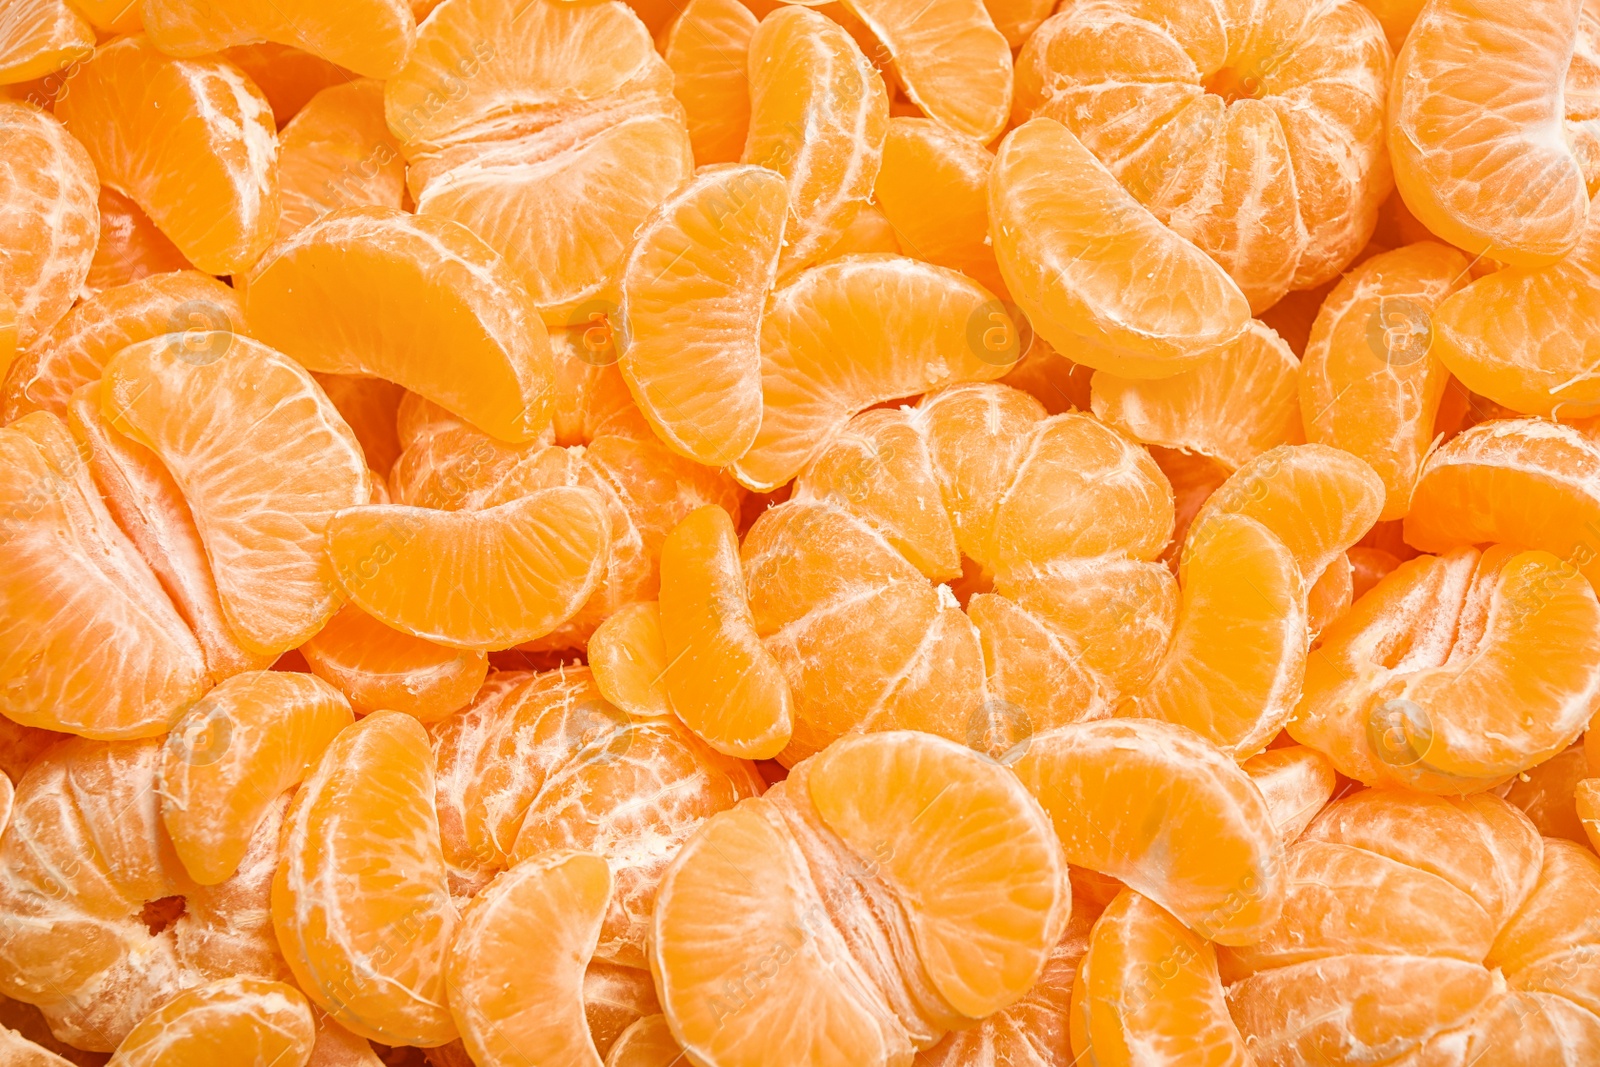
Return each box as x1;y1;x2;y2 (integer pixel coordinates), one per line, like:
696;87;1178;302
661;0;758;166
247;208;555;444
659;507;793;759
141;0;416;80
0;103;98;349
1291;545;1600;793
447;850;612;1067
273;711;458;1047
1389;0;1592;265
838;0;1012;143
742;6;890;275
1120;512;1307;758
55;37;279;276
386;0;692;324
606;1016;683;1067
588;601;672;719
732;255;1014;491
1406;419;1600;592
0;412;207;738
1300;241;1472;517
106;978;315;1067
1432;206;1600;416
102;334;371;657
271;80;407;247
1243;745;1338;846
651;731;1068;1066
325;487;611;651
1070;890;1249;1067
990;119;1251;380
0;0;93;85
619;164;787;467
159;670;353;886
1013;718;1287;945
300;603;488;721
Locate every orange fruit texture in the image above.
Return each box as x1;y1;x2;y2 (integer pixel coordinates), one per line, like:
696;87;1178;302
1014;0;1393;311
0;0;93;86
86;187;193;292
650;731;1069;1066
141;0;416;81
1223;789;1600;1065
54;37;280;277
104;977;314;1067
661;0;758;166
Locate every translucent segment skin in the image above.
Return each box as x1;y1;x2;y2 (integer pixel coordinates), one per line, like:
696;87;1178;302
1069;890;1250;1067
1388;0;1591;266
836;0;1013;143
618;164;788;467
3;270;246;422
0;103;98;348
101;334;371;657
650;731;1068;1067
1404;419;1600;592
605;1014;684;1067
0;1021;77;1067
105;977;315;1067
67;381;271;685
1299;242;1472;518
446;851;612;1067
658;506;793;759
85;186;192;292
1289;545;1600;793
270;80;407;250
54;37;280;276
742;6;890;277
300;604;488;721
0;412;208;739
272;711;459;1047
325;487;611;651
1503;745;1592;844
141;0;416;80
1242;744;1338;845
990;118;1253;380
0;0;94;85
159;670;354;885
247;208;555;445
662;0;758;166
1012;718;1288;945
587;601;673;719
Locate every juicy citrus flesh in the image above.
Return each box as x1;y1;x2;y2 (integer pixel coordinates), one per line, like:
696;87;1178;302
300;603;488;721
662;0;758;166
105;977;315;1067
141;0;416;80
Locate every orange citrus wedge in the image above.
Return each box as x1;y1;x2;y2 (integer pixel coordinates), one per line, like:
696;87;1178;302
1243;744;1338;845
141;0;415;80
271;80;407;250
659;506;793;759
662;0;758;166
106;978;315;1067
301;604;487;721
247;207;555;444
0;0;93;86
86;186;192;292
587;601;672;720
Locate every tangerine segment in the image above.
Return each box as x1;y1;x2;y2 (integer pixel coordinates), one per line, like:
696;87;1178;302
1290;545;1600;793
0;0;93;85
873;117;1006;298
0;1023;76;1067
220;42;350;126
742;6;890;276
446;851;612;1067
141;0;415;80
0;103;97;348
1582;779;1600;856
1404;419;1600;592
619;165;787;467
990;118;1251;380
659;506;793;760
1431;207;1600;417
1069;890;1249;1067
301;604;488;721
87;186;193;292
67;382;270;684
587;601;672;720
838;0;1012;142
1091;319;1303;471
327;489;609;652
247;208;554;445
55;37;279;276
159;670;353;886
651;731;1068;1066
271;81;407;249
0;412;207;739
1242;745;1337;845
662;0;758;166
1120;512;1308;758
1503;745;1591;843
605;1015;683;1067
1389;0;1591;266
1300;242;1472;518
102;334;370;657
387;0;691;324
732;255;1013;491
106;978;315;1067
1012;718;1286;945
803;732;1069;1018
3;270;245;422
273;711;458;1047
